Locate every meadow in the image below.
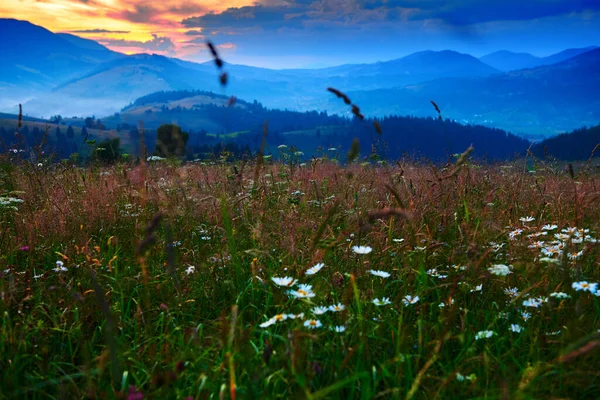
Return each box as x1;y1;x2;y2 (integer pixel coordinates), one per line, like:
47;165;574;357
1;153;599;399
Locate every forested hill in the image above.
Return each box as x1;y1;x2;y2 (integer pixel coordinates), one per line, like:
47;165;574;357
531;125;600;160
101;90;529;161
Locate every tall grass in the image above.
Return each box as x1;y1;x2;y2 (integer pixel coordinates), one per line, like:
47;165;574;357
0;156;599;398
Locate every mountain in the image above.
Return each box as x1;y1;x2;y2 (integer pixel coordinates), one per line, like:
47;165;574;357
0;18;121;89
479;51;541;72
333;48;600;137
480;47;599;72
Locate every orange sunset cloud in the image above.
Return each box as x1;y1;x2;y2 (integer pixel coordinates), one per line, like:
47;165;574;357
0;0;253;58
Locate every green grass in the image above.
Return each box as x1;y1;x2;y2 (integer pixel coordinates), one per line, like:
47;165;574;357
0;157;599;399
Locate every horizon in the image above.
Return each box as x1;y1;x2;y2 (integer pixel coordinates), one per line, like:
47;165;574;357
2;0;600;68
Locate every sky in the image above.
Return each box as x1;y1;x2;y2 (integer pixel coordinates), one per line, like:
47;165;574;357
2;0;600;68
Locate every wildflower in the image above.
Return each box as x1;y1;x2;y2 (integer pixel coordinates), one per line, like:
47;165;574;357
272;277;297;287
456;373;465;382
288;284;316;298
475;330;495;340
567;250;584;261
527;232;547;239
277;144;287;149
528;241;545;249
470;284;483;293
504;287;520;298
306;263;325;275
402;295;420;305
54;261;67;272
554;233;570;241
509;324;523;333
508;229;523;240
541;224;558;231
572;281;598;294
312;306;329;315
287;313;305;319
519;216;535;223
329;303;345;312
520;311;532;321
538;257;560;264
185;266;196;275
332;325;346;333
304;319;322;329
352;245;372;255
523;297;547;308
549;292;570;299
368;269;390;278
259;313;288;328
392;238;404;243
488;264;512;276
372;297;391;306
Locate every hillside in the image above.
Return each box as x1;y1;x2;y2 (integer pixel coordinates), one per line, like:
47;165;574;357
530;124;600;160
336;48;600;137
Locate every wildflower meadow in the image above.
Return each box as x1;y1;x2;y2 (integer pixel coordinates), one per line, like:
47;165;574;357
1;156;599;398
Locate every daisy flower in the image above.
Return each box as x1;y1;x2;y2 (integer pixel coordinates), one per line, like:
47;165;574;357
509;324;523;333
368;269;390;278
312;306;329;315
541;224;558;231
572;281;598;294
305;263;325;275
470;284;483;293
504;287;520;298
54;261;67;272
567;250;584;261
259;313;288;328
488;264;512;276
549;292;570;299
185;266;196;275
304;319;322;329
475;330;495;340
402;295;420;305
372;297;391;306
519;216;535;223
331;325;346;333
329;303;345;312
523;297;547;308
272;277;297;287
288;284;316;298
352;245;372;255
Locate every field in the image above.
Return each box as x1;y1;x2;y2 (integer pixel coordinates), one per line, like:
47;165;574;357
1;155;599;399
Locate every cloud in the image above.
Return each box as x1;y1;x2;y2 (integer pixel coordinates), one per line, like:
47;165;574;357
71;29;130;34
181;0;600;34
184;30;204;36
100;34;175;52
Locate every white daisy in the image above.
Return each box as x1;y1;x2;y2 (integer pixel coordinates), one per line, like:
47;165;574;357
402;295;420;305
288;284;316;298
305;263;325;275
304;319;322;329
312;306;329;315
572;281;598;294
541;224;558;231
372;297;391;306
54;261;67;272
272;277;297;287
185;265;196;275
488;264;512;276
475;330;495;340
549;292;570;299
509;324;523;333
259;313;288;328
332;325;346;333
367;269;390;278
470;284;483;292
352;245;372;255
329;303;345;312
519;216;535;223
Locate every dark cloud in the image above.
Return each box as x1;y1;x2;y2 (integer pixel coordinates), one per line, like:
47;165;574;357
184;30;204;36
71;29;130;34
114;4;159;23
181;0;600;33
100;34;175;52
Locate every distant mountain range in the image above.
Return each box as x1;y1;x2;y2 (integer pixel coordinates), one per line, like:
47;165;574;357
0;18;599;138
479;47;598;72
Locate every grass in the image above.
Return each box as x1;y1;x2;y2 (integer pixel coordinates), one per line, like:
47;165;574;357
0;155;599;399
